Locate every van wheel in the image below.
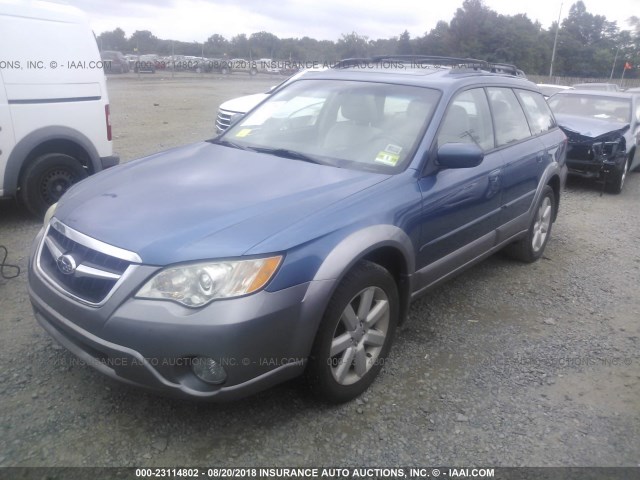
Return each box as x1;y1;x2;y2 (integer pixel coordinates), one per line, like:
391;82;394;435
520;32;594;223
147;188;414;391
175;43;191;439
504;185;555;263
306;261;398;403
20;153;87;217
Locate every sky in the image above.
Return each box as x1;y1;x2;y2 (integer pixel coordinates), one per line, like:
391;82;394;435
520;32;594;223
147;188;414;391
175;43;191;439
62;0;640;43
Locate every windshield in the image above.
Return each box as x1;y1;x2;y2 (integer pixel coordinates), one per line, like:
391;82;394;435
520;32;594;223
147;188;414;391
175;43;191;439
220;79;441;173
548;94;631;123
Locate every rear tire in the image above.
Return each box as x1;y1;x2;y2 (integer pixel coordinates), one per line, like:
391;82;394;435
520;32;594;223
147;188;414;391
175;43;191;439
306;261;398;403
20;153;87;217
504;185;555;263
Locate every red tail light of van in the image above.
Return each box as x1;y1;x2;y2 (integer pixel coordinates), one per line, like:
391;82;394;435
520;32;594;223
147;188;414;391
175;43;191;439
105;104;112;141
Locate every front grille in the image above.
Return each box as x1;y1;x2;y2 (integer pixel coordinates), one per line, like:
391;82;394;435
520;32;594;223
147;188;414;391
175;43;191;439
48;227;129;274
216;108;235;133
37;222;139;305
567;145;593;161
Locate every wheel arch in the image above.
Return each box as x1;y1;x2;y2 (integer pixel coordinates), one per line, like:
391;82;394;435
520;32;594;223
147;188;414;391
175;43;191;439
4;127;101;197
628;145;636;169
313;225;415;325
546;174;561;221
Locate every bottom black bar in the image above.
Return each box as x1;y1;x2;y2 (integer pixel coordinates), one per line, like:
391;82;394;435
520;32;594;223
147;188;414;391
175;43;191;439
0;467;638;480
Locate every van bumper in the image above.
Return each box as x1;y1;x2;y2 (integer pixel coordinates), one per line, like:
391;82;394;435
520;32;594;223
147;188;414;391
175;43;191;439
100;155;120;169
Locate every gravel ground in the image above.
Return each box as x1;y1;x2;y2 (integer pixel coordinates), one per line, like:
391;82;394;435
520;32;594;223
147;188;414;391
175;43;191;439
0;74;639;468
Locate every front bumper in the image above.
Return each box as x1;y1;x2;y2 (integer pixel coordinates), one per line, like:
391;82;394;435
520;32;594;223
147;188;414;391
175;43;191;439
28;229;333;400
566;149;626;180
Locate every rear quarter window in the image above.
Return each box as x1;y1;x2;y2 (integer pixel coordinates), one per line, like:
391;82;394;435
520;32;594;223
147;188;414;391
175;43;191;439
515;89;556;135
487;87;533;147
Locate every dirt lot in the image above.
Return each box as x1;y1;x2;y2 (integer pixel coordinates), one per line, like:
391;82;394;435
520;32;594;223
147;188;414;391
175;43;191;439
0;74;639;468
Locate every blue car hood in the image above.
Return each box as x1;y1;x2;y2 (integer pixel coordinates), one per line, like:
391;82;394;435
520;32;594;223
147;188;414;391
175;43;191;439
55;142;387;265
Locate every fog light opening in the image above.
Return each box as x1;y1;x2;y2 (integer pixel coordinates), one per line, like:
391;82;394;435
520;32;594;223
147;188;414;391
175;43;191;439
192;356;227;385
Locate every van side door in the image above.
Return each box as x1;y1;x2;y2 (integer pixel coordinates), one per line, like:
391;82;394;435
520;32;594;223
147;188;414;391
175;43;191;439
0;72;16;197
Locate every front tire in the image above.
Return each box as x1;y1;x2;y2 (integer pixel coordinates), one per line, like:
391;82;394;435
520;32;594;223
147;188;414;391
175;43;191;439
20;153;87;217
605;157;629;194
306;261;398;403
504;185;555;263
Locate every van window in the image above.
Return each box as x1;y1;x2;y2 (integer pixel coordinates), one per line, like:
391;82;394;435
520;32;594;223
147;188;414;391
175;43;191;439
487;87;532;147
438;88;494;151
515;89;556;135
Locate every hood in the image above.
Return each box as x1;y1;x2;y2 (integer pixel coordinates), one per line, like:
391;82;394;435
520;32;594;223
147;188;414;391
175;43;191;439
555;113;629;141
55;142;387;265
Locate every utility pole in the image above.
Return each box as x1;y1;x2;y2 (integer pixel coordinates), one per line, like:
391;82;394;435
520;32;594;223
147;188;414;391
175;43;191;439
610;46;619;79
549;1;563;78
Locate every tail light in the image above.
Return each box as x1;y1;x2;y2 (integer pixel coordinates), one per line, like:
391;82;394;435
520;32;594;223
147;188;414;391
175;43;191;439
105;104;112;141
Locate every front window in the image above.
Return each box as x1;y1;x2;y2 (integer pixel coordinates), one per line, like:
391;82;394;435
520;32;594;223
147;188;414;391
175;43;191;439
437;88;494;151
219;79;441;173
548;94;631;124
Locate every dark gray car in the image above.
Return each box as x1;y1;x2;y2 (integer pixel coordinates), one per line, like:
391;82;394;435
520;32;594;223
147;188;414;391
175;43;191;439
548;90;640;193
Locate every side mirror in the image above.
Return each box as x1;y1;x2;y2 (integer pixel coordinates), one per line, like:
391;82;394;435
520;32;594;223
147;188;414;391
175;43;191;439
437;143;484;169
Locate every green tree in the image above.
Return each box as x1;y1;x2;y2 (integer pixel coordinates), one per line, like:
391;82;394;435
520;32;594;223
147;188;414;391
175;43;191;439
555;1;619;76
229;34;250;58
97;28;127;52
205;34;229;56
448;0;500;58
417;21;453;56
249;31;280;58
129;30;158;55
337;32;369;58
397;30;412;55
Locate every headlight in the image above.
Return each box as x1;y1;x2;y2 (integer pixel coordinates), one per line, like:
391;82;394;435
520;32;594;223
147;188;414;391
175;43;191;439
136;256;282;307
43;202;58;226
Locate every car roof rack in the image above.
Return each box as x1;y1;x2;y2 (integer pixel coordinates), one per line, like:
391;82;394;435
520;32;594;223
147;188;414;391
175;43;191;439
333;55;523;77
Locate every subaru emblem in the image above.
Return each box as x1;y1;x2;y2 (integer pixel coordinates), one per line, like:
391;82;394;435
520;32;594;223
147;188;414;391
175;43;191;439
56;254;77;275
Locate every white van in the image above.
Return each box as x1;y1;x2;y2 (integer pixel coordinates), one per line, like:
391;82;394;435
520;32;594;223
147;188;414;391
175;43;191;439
0;0;118;216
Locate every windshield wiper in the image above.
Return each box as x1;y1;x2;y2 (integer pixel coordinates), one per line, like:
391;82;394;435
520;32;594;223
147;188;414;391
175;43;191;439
209;138;251;150
251;147;323;164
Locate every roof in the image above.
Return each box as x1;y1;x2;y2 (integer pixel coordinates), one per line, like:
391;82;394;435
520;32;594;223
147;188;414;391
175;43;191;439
0;0;87;23
298;56;536;91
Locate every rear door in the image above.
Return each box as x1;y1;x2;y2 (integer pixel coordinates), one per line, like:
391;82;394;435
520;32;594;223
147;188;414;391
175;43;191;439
487;87;547;233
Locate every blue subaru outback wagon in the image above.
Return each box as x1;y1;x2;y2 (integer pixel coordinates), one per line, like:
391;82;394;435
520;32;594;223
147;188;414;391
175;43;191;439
28;56;567;402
